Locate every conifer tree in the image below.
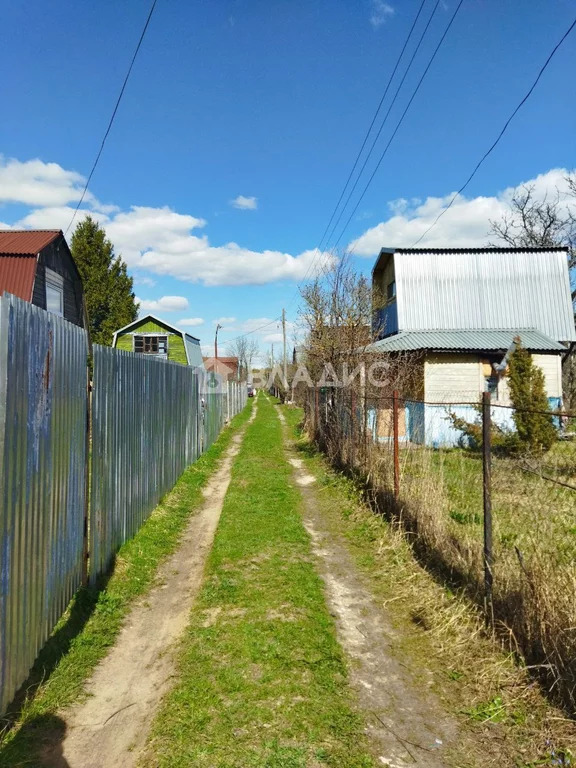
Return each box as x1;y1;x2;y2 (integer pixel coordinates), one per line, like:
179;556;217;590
507;343;557;453
71;216;138;345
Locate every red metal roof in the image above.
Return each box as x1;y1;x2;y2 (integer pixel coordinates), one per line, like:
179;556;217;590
0;230;61;255
0;256;37;301
0;230;62;301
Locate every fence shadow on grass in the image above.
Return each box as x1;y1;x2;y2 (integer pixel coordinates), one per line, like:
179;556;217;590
0;561;115;751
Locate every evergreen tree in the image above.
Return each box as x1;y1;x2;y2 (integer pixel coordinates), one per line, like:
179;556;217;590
71;216;138;345
507;343;557;453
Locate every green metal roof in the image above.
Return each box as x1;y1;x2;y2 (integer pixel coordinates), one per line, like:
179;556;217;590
366;329;566;354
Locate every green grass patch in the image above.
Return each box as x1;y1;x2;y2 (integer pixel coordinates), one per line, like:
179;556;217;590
0;403;253;767
146;395;374;768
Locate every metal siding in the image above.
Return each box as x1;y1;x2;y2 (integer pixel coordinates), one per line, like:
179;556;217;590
0;294;87;715
89;352;246;582
394;249;575;341
184;335;204;369
0;308;247;713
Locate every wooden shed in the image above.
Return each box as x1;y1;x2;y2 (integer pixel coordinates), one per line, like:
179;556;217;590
0;230;85;327
113;315;204;368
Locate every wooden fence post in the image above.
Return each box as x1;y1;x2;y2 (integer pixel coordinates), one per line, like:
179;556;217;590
393;390;400;503
350;388;356;467
482;391;493;621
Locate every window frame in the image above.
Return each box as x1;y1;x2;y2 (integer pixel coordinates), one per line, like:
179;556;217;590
45;268;64;317
133;334;169;355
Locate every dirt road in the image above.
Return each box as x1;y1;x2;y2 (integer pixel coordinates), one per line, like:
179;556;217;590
277;405;458;768
44;402;257;768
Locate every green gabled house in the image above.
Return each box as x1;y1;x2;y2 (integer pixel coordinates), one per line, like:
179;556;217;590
112;314;204;369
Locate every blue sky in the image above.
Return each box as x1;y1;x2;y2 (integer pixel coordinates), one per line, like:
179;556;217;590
1;0;575;358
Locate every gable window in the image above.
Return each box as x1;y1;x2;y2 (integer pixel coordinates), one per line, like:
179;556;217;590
45;268;64;317
387;280;396;301
133;335;168;355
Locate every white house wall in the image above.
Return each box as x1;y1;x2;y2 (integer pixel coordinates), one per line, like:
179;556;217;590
424;354;482;403
532;353;563;399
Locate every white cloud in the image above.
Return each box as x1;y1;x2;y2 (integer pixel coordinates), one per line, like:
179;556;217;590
15;201;333;286
214;316;236;325
231;195;258;210
0;156;90;207
262;332;284;344
370;0;394;28
133;275;156;287
0;156;119;213
179;317;204;327
136;295;189;312
350;168;576;256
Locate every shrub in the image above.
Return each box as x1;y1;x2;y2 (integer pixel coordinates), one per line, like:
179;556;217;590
507;344;557;453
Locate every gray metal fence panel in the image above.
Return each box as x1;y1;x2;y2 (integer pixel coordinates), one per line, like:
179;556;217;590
89;348;202;581
0;295;88;715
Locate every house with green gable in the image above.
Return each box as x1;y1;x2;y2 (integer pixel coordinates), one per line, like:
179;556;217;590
112;315;204;368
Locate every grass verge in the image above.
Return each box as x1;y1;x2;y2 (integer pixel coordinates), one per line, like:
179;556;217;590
145;395;375;768
283;405;576;768
0;403;253;768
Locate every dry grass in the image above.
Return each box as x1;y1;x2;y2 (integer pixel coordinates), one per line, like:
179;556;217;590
286;405;576;766
309;398;576;717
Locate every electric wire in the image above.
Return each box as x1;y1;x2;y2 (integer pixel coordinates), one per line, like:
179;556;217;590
316;0;429;254
323;0;441;252
65;0;159;235
410;12;576;246
331;0;466;251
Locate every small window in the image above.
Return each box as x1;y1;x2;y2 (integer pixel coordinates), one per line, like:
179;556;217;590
387;280;396;301
134;335;168;355
45;268;64;317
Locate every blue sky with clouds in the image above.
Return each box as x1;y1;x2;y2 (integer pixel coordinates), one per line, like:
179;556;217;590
1;0;575;357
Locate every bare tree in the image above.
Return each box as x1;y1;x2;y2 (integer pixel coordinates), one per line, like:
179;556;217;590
489;175;576;301
489;173;576;407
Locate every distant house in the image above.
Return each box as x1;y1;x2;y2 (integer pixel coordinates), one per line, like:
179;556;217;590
367;246;575;446
113;315;204;368
202;356;239;381
0;230;85;327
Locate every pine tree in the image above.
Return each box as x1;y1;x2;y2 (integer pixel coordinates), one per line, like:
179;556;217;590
71;216;138;345
507;343;557;453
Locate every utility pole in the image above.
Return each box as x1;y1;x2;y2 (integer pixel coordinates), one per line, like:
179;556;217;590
282;308;287;391
214;323;222;361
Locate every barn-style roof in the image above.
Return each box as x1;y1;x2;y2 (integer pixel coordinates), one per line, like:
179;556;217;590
0;230;63;301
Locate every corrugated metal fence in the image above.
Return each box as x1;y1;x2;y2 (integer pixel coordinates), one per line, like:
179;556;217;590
0;295;247;714
0;295;88;716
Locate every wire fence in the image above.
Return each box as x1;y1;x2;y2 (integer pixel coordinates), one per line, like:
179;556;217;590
0;294;248;716
305;384;576;711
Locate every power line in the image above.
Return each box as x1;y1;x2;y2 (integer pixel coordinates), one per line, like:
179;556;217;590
316;0;429;254
232;0;464;340
411;13;576;246
293;0;432;300
323;0;440;252
331;0;466;251
65;0;159;236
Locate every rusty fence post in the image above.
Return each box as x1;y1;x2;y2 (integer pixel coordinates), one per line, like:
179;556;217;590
314;386;319;440
482;391;493;621
393;390;400;503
